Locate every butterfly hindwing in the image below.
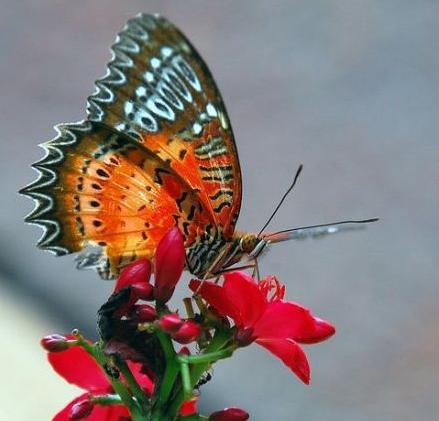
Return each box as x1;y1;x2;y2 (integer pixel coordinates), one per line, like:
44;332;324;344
87;13;242;238
21;121;214;275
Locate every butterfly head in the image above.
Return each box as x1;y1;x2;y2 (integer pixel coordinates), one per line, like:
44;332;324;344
237;233;269;259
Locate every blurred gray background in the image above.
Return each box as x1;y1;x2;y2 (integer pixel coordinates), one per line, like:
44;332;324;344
1;1;438;420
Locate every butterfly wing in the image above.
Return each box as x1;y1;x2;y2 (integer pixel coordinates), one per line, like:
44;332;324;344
86;13;242;238
21;121;214;277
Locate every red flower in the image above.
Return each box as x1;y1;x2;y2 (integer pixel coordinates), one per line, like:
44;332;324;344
190;272;335;384
47;337;153;420
113;227;185;305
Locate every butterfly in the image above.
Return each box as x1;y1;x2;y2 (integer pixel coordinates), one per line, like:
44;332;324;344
21;14;377;279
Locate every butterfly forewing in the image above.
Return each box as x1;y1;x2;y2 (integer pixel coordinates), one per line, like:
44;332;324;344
87;13;242;237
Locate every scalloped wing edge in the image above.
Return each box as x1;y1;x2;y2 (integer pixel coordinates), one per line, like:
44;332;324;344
86;12;161;133
19;120;94;256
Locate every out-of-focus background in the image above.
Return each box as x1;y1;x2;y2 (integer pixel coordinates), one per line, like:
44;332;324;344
1;1;438;420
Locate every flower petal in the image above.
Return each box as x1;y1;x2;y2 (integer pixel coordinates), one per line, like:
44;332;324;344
127;361;155;396
53;394;89;421
179;397;198;416
48;343;110;393
189;279;237;320
297;317;336;344
84;404;130;421
253;301;317;341
154;227;185;303
223;272;266;327
256;338;310;384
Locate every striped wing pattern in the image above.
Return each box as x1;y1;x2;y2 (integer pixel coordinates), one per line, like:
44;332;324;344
21;14;243;277
21;122;212;277
87;13;242;237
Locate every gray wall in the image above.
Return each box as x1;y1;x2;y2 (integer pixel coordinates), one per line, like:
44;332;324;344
1;1;437;420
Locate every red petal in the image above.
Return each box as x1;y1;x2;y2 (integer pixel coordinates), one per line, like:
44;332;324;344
253;301;316;341
297;317;336;344
85;405;130;421
127;361;154;396
154;227;185;303
179;397;198;416
48;344;110;393
223;272;266;327
256;338;310;384
114;258;152;292
189;280;237;320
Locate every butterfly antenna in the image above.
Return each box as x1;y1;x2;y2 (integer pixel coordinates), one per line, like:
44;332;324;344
257;164;303;237
265;218;379;241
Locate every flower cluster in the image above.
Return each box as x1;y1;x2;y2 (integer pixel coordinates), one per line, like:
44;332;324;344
42;228;335;420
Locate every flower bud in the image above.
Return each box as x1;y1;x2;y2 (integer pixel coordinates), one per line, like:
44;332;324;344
131;282;154;301
209;407;249;421
235;327;255;347
41;334;70;352
69;399;93;420
154;227;185;303
136;304;157;322
114;258;152;292
178;346;191;355
172;320;202;344
158;313;183;334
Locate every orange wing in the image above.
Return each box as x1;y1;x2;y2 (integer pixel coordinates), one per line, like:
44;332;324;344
86;14;242;238
21;122;213;277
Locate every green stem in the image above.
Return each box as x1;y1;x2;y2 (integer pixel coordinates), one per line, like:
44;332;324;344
179;360;192;399
76;338;145;421
115;356;150;413
177;348;234;365
166;329;233;418
150;331;180;421
90;394;123;406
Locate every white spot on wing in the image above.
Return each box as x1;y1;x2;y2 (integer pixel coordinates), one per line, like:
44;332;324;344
206;103;218;117
151;57;161;69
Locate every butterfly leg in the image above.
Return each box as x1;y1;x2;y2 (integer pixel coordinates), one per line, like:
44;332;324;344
252;258;261;281
192;245;232;296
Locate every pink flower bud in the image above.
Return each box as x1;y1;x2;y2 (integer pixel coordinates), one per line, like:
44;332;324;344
172;320;202;344
114;258;152;292
178;346;191;355
136;304;157;322
41;334;70;352
209;407;249;421
153;227;185;303
158;313;183;334
69;399;93;420
132;282;154;301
